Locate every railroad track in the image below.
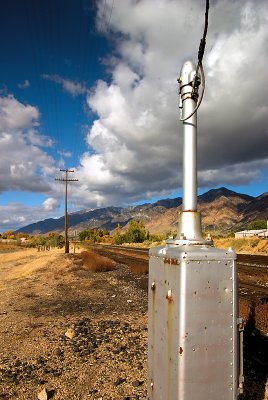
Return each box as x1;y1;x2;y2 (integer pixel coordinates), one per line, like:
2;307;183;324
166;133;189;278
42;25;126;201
88;244;268;341
90;243;268;267
90;243;268;301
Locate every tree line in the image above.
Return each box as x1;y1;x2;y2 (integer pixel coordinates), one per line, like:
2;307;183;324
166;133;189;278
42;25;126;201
78;220;167;245
1;219;266;248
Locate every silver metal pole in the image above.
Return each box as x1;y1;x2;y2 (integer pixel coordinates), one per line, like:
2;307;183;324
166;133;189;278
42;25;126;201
182;99;197;211
173;60;207;244
179;61;198;211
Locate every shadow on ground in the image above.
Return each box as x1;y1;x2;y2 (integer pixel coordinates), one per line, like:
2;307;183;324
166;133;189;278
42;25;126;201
239;301;268;400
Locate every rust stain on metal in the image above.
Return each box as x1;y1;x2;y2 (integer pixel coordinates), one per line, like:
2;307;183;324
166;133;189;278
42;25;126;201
167;288;173;400
151;279;156;395
164;258;179;265
166;289;173;303
179;346;183;355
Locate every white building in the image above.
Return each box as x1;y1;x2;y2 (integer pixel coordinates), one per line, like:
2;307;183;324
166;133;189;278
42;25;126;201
235;221;268;239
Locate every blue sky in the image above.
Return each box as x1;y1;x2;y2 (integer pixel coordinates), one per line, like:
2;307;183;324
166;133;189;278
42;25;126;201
0;0;267;231
0;0;108;167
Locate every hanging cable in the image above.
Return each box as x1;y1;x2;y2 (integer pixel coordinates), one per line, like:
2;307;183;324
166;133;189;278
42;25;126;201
180;0;209;121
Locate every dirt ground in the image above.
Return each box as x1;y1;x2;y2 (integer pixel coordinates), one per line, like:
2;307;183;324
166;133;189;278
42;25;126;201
0;248;147;400
0;248;267;400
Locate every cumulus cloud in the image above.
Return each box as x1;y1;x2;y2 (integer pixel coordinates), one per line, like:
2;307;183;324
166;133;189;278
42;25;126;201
42;74;87;97
74;0;268;208
0;95;39;131
1;0;268;228
0;200;61;231
0;95;56;193
42;197;61;212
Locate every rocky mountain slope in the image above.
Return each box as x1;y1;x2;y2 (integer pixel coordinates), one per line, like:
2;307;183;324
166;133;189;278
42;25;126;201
17;187;268;235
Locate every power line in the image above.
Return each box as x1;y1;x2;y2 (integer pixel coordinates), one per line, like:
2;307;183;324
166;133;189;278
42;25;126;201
179;0;210;121
55;169;78;253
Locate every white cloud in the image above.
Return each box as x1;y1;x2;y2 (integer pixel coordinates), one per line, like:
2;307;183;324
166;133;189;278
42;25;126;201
0;95;39;131
27;129;54;147
42;74;87;97
0;201;61;231
0;95;56;193
57;150;72;158
42;197;61;212
1;0;268;228
73;0;268;208
18;79;30;89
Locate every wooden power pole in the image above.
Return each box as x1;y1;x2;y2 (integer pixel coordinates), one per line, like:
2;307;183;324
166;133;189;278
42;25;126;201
55;169;78;254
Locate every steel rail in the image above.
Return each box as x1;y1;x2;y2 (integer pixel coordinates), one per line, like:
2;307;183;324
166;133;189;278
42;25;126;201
90;244;268;267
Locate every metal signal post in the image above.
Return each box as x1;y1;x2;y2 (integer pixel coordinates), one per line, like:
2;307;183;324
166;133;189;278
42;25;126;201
55;169;78;254
147;61;244;399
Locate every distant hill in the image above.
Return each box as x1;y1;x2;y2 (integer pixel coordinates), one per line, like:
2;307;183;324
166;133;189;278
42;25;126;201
16;187;268;235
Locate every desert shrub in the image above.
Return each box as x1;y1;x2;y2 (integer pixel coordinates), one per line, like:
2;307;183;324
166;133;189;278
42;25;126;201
248;220;267;230
78;250;115;272
125;219;146;243
25;233;64;248
0;242;21;251
114;232;126;245
149;233;166;242
131;262;148;275
250;239;259;248
26;235;47;247
113;224;124;245
46;233;64;248
79;229;110;243
1;230;15;239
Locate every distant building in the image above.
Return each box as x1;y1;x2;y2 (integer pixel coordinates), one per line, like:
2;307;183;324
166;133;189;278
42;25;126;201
258;230;268;239
235;220;268;239
235;229;268;239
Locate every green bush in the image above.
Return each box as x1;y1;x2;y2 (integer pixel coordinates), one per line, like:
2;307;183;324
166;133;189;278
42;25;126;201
124;219;146;243
112;220;146;244
248;220;267;230
26;233;64;248
79;229;110;243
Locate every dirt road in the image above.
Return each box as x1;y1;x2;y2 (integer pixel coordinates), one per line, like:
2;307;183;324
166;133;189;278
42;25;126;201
0;248;267;400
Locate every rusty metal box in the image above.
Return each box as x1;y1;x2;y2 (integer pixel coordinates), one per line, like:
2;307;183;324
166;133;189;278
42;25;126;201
148;243;241;400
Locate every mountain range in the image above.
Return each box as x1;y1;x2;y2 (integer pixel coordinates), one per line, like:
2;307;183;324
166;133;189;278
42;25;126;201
17;187;268;235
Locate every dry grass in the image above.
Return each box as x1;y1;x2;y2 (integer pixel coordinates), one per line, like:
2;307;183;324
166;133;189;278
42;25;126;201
0;242;21;252
131;263;148;275
76;250;115;272
214;238;268;254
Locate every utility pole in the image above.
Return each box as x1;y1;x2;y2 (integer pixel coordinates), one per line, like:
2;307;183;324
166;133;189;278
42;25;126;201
55;169;78;254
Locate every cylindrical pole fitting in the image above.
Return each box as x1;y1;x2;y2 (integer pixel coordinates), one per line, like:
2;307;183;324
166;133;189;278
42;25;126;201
179;61;198;211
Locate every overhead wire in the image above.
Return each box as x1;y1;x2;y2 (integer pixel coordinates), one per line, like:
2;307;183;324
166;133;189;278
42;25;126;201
49;0;62;156
180;0;209;122
71;5;93;171
72;1;88;167
74;0;115;169
25;0;115;192
25;2;55;147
